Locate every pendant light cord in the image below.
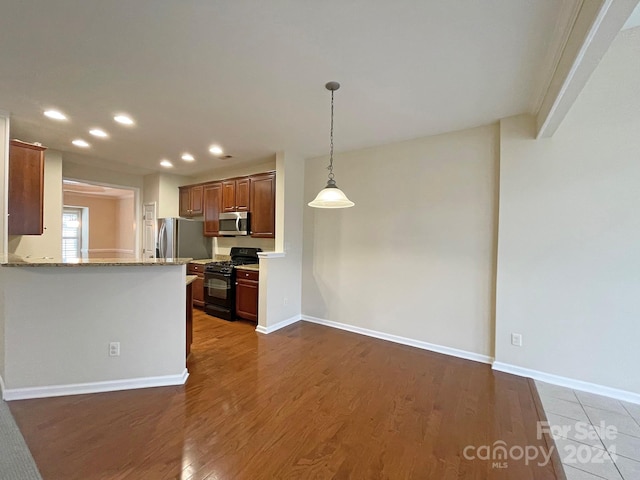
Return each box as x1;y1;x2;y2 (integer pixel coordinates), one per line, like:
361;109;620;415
328;89;335;182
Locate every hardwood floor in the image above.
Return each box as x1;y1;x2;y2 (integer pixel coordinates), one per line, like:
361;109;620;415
10;311;561;479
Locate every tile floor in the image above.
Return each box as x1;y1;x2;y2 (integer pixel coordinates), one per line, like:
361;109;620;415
535;381;640;480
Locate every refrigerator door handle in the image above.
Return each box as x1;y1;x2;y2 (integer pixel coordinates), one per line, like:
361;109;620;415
159;222;167;258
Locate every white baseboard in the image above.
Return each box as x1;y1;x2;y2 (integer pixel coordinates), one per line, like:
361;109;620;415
0;375;5;398
2;369;189;401
301;315;493;365
256;315;301;334
492;362;640;405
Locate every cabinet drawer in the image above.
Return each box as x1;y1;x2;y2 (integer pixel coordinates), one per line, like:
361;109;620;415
188;263;203;274
236;269;259;281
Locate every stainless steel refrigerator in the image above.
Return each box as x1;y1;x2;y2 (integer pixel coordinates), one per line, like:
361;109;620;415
156;218;212;260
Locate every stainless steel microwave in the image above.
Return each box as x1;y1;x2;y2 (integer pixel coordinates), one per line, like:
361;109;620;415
218;212;249;236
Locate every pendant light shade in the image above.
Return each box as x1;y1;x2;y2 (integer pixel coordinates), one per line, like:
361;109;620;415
308;180;355;208
308;81;354;209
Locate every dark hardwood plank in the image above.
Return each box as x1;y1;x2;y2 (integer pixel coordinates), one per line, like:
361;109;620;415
9;311;558;479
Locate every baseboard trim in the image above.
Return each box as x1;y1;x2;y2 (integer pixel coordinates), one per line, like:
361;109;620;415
0;375;6;399
2;369;189;401
256;315;301;334
301;315;493;365
492;362;640;405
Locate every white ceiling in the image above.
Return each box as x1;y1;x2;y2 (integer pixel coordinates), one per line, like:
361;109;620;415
0;0;569;176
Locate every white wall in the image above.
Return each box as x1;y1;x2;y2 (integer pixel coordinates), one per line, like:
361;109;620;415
8;149;63;258
495;30;640;394
1;265;186;394
302;125;498;357
159;173;194;218
258;151;304;329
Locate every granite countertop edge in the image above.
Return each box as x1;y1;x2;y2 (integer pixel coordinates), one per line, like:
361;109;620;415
0;255;194;267
235;264;259;272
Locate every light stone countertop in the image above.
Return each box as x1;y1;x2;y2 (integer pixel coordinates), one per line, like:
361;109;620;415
188;256;231;265
1;255;193;267
186;274;198;285
235;264;259;272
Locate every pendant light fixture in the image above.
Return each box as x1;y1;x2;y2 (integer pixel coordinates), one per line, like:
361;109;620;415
308;81;355;209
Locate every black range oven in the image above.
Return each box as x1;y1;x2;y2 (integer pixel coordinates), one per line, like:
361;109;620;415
204;247;260;320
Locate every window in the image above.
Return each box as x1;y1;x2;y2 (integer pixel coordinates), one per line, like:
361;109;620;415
62;208;82;260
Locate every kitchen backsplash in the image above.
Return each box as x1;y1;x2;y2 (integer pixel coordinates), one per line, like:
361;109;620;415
212;236;275;256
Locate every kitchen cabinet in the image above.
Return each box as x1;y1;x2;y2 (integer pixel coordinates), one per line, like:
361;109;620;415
235;269;259;322
179;184;203;217
203;182;223;237
8;140;46;235
249;172;275;238
187;263;205;308
222;177;250;212
186;280;193;359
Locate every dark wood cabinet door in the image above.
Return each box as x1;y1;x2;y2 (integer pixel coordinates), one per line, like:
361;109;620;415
190;184;204;215
203;182;222;237
8;140;46;235
179;187;191;217
192;275;204;308
236;177;250;211
222;180;236;212
235;278;258;322
186;282;193;358
250;172;275;238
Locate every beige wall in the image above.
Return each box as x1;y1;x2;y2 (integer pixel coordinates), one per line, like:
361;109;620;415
302;124;498;358
8;149;63;258
495;29;640;394
64;192;135;255
118;196;135;251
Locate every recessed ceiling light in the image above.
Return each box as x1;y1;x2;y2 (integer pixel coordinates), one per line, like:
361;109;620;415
114;114;134;125
89;128;108;138
209;145;223;156
72;139;90;148
44;110;67;120
181;153;195;162
160;159;173;168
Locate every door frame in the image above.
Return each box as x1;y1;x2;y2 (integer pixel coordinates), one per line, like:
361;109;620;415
62;177;141;257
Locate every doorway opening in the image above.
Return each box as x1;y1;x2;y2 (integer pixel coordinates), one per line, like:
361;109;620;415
62;179;138;259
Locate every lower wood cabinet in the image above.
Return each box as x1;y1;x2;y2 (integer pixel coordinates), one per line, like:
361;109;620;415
186;280;193;359
187;263;205;308
235;269;259;322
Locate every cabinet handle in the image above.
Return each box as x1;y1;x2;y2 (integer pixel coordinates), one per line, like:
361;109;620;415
235;282;238;285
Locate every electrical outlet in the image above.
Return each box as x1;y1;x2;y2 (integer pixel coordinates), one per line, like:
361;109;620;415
511;333;523;347
109;342;120;357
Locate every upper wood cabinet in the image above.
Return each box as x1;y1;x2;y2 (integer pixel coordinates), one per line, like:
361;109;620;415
8;140;46;235
222;177;250;212
203;182;223;237
181;171;275;238
250;172;276;238
179;184;203;217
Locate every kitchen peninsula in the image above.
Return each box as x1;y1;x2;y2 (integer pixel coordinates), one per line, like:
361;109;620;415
0;255;191;401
